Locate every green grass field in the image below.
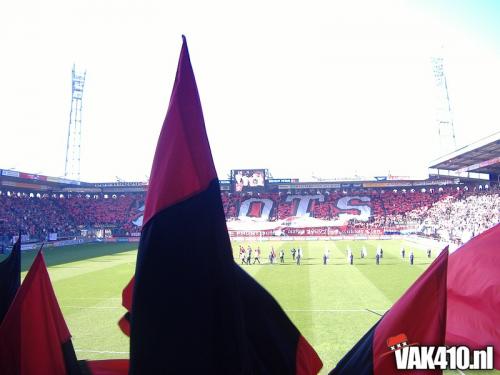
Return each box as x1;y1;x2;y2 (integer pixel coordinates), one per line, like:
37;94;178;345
3;240;496;374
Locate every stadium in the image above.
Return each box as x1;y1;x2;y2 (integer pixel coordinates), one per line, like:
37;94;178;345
1;139;499;246
0;130;499;373
1;2;500;375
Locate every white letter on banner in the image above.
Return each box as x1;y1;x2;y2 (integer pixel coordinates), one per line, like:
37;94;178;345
336;196;371;221
238;198;274;221
285;195;324;217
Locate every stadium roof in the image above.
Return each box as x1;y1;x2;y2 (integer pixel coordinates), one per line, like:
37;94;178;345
429;132;500;175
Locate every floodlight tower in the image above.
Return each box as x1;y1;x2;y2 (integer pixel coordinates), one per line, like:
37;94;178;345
64;64;86;180
431;56;456;154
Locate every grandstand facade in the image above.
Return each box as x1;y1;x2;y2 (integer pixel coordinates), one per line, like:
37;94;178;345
1;162;498;252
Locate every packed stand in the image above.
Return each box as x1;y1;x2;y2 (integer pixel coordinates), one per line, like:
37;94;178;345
420;186;500;242
1;184;498;244
0;192;145;242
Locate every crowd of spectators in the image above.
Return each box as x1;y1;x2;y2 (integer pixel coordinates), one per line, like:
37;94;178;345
0;184;498;244
220;185;499;241
420;186;500;242
0;193;76;242
0;192;145;242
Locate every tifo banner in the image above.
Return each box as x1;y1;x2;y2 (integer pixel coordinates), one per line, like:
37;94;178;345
237;195;372;221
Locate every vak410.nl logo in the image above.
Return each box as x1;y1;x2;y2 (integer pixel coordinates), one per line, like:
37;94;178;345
385;333;494;370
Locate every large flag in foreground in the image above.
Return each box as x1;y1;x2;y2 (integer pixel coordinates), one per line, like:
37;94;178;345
0;236;20;324
122;36;322;374
0;250;81;375
330;248;449;374
446;223;500;369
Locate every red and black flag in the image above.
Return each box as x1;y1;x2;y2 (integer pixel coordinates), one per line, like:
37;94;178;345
0;236;21;324
330;247;449;375
446;224;500;369
0;250;81;375
121;36;322;374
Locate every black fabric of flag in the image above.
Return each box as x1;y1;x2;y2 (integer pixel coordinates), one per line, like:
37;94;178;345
0;236;21;324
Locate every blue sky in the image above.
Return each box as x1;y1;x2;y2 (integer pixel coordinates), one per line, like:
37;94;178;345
0;0;498;182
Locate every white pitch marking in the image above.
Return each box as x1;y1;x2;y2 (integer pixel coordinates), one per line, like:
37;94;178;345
285;309;387;312
63;306;121;309
75;349;129;354
61;297;121;300
64;306;389;312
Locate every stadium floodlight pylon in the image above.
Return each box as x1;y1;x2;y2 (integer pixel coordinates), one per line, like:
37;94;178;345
431;54;456;156
64;64;86;181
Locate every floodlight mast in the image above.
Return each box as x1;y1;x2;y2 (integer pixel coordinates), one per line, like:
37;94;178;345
431;55;457;155
64;64;86;181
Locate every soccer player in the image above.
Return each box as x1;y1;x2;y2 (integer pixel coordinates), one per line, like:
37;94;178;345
323;248;329;265
268;249;273;264
375;252;380;265
253;246;261;264
380;247;383;258
427;248;432;258
291;247;296;261
400;246;405;259
349;252;354;265
279;249;285;264
296;248;302;265
362;247;367;259
245;245;252;265
409;249;414;265
246;245;252;265
239;246;247;265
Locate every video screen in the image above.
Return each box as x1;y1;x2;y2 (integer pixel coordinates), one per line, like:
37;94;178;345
231;169;266;192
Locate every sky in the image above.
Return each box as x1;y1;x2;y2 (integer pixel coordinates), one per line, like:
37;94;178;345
0;0;499;182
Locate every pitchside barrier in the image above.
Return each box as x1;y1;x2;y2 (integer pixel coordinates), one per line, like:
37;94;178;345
15;238;91;252
4;234;454;254
230;235;399;242
2;237;140;253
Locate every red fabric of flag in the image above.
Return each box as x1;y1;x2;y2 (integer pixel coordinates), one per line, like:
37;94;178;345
446;224;500;369
0;251;74;375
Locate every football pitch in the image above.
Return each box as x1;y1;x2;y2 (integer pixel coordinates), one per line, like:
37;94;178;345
6;240;494;374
